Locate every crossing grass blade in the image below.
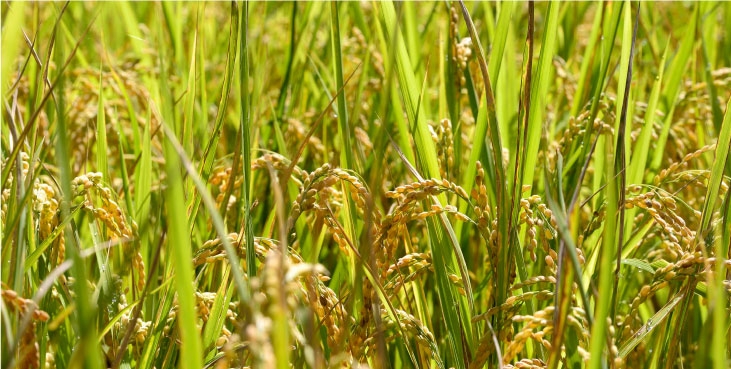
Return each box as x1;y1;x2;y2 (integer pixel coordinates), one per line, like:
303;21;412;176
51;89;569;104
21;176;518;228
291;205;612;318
182;24;197;157
135;106;152;231
567;0;623;205
456;1;513;244
157;12;203;368
201;268;234;361
628;42;669;186
662;70;731;369
1;2;26;99
618;291;685;358
160;104;203;369
160;118;250;313
380;2;474;366
239;1;257;281
330;1;361;291
520;1;560;193
650;4;698;172
713;174;731;369
675;95;731;368
95;67;108;180
191;3;239;230
589;3;637;368
487;2;514;87
569;0;604;118
54;22;104;369
700;3;724;136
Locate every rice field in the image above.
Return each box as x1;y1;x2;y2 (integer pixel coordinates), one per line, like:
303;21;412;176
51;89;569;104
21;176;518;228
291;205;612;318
1;1;730;368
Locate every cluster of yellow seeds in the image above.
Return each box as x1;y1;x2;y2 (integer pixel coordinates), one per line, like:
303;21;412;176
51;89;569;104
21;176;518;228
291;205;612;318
502;358;547;369
431;119;457;182
1;285;50;369
654;144;715;185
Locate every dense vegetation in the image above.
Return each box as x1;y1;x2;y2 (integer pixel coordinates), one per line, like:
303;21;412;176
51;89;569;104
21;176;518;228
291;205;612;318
1;1;730;368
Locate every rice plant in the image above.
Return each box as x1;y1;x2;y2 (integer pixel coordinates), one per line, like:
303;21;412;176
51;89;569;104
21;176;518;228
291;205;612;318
1;1;729;369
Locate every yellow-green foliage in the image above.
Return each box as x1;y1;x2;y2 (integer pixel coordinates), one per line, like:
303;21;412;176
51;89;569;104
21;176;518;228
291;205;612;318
1;2;730;369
